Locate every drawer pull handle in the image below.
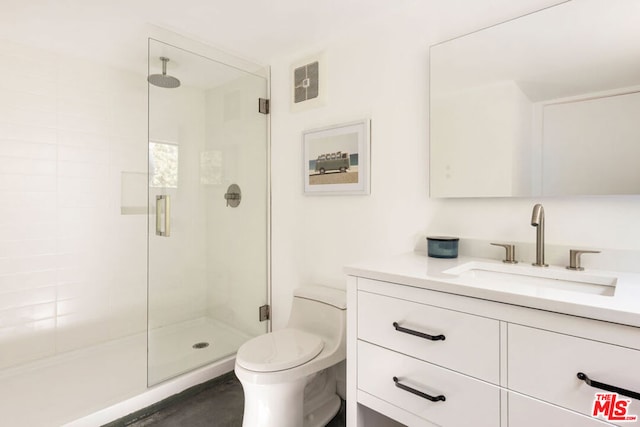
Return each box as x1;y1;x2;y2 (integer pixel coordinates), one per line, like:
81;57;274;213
392;322;445;341
393;377;446;402
577;372;640;400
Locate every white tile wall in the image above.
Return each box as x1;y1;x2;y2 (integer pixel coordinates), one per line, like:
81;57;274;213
0;38;147;370
147;81;210;330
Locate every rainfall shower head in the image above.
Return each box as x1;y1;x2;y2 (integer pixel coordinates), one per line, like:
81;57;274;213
148;57;181;89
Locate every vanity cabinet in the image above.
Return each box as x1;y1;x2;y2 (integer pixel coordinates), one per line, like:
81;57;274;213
357;290;500;383
357;340;500;427
508;393;613;427
346;275;640;427
508;324;640;424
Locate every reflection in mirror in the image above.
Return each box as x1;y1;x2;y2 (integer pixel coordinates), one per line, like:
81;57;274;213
430;0;640;198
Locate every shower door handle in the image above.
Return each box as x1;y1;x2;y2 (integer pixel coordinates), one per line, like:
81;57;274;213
155;195;171;237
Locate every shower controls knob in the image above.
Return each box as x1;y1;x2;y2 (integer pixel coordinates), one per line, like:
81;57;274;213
224;184;241;207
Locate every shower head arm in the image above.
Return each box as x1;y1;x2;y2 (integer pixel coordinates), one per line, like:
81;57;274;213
160;57;169;76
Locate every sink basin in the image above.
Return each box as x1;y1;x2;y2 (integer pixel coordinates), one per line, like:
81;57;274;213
443;262;617;296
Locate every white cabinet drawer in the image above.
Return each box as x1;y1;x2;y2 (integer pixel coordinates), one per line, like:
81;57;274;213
509;392;614;427
357;340;500;427
508;324;640;425
357;290;500;383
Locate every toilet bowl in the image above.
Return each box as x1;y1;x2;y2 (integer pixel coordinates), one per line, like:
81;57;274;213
234;285;346;427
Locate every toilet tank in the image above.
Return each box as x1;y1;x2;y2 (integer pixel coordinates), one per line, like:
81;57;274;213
287;285;346;342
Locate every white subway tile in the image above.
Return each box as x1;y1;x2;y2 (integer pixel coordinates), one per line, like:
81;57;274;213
12;191;59;209
0;286;56;311
58;59;112;91
0;157;56;175
56;267;90;284
0;191;56;209
0;254;60;275
0;174;58;192
0;123;57;144
0;38;54;60
0;53;56;82
0;72;57;97
0;140;57;160
56;282;84;300
56;252;94;271
57;237;82;254
0;239;57;257
56;280;110;313
57;210;109;238
57;129;109;149
0;222;57;240
0;105;58;128
58;145;109;165
57;160;108;178
0;205;57;225
59;192;109;209
0;270;58;293
0;302;56;327
0;39;165;373
0;88;57;113
57;97;110;119
57;112;110;135
57;82;110;106
57;175;109;194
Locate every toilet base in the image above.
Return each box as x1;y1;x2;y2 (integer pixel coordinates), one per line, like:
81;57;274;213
303;394;340;427
237;366;341;427
240;378;307;427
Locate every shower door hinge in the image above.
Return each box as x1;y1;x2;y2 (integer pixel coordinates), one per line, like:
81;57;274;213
259;304;270;322
258;98;270;114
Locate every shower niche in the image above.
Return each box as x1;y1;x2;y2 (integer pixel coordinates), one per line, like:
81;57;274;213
147;39;269;385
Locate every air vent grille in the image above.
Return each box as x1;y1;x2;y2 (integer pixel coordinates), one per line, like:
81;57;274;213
294;61;319;103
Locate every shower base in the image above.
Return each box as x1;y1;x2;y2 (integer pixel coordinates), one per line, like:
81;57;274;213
148;317;251;385
0;316;251;427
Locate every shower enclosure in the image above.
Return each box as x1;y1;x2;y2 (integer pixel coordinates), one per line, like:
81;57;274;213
0;32;269;426
147;39;269;385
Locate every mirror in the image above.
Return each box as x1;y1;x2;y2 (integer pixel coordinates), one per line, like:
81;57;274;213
430;0;640;198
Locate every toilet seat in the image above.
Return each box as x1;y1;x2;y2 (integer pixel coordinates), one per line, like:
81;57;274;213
236;328;324;372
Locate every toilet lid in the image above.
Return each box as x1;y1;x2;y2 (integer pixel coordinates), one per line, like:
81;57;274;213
236;328;324;372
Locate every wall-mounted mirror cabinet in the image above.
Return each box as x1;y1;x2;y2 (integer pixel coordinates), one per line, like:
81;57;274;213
430;0;640;198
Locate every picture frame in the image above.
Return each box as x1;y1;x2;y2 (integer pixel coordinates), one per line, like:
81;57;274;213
303;119;371;195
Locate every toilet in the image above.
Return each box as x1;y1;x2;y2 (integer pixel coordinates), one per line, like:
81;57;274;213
234;285;347;427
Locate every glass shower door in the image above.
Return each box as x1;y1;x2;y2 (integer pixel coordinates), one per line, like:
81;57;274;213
147;39;269;385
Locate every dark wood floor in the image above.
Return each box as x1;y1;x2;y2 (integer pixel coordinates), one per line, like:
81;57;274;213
108;372;346;427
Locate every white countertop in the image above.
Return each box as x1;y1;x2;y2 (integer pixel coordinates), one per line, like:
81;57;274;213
344;251;640;328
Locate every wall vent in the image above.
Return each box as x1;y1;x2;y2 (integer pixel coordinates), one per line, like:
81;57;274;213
294;61;319;103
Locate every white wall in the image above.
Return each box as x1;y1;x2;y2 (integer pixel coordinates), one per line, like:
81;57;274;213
269;2;640;329
0;38;148;368
148;82;209;329
270;26;432;329
0;37;149;426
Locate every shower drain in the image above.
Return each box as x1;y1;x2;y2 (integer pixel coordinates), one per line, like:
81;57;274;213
192;342;210;349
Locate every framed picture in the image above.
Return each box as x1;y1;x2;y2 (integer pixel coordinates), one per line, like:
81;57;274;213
303;119;371;195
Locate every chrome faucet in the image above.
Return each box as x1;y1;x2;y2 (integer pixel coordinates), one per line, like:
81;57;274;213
531;204;548;267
